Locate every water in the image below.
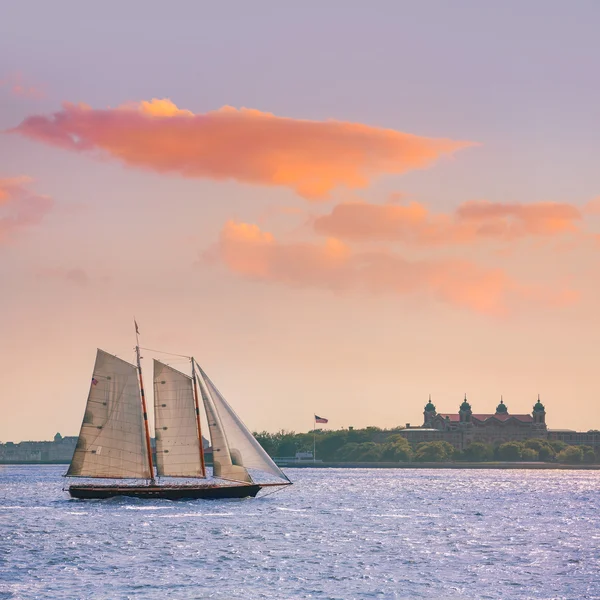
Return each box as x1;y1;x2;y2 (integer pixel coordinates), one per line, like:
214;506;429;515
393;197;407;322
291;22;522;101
0;466;599;599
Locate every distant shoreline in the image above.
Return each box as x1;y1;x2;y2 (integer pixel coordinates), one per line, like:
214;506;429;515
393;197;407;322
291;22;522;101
0;460;71;465
280;461;600;470
2;460;599;470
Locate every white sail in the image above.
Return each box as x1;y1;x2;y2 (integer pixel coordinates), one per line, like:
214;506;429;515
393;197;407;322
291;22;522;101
197;364;289;483
153;360;204;478
195;367;251;483
67;349;151;479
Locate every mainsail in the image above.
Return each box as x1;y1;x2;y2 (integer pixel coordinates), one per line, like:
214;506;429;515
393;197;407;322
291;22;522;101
153;360;204;478
196;362;289;484
67;349;151;479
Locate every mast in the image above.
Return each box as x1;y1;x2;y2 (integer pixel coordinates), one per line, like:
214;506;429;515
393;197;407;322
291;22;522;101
191;358;207;477
135;320;155;483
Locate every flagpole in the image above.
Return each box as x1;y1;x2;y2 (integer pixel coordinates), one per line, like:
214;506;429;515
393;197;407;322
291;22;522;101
313;415;316;463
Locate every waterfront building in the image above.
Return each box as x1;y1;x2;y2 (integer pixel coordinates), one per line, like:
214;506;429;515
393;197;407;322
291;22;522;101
396;396;599;451
0;433;78;463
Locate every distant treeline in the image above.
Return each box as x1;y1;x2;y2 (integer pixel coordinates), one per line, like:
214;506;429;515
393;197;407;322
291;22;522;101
253;428;600;464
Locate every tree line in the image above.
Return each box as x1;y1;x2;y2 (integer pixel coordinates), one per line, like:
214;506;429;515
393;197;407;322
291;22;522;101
253;427;600;464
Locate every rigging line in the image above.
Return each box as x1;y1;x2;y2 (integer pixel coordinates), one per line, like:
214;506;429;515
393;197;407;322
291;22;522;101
139;346;191;359
160;358;190;362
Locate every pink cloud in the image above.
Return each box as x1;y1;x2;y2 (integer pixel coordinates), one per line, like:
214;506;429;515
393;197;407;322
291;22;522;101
0;177;53;245
205;221;578;315
457;200;582;236
314;198;585;244
11;98;472;199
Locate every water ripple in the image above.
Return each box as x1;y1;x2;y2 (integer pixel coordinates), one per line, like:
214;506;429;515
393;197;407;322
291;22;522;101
0;466;599;599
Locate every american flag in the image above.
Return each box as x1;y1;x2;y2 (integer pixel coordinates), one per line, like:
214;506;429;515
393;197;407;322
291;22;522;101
92;377;98;386
315;415;328;424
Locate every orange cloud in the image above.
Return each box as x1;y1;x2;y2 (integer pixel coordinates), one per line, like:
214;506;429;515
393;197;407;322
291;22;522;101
216;221;352;286
11;99;472;199
457;200;582;236
0;177;53;245
314;199;584;244
206;221;577;315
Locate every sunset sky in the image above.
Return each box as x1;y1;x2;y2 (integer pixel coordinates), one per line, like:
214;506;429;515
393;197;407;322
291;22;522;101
1;1;599;442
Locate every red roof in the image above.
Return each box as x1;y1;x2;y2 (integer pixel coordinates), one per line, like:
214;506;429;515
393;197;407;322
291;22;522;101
438;413;533;423
473;414;533;422
439;414;460;422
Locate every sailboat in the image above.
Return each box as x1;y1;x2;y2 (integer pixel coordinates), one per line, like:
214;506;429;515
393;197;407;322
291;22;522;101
66;337;291;500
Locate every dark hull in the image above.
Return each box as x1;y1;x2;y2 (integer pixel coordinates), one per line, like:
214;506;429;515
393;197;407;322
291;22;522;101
69;483;261;500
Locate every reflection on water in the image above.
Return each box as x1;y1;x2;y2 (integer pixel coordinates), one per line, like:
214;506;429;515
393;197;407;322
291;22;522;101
0;466;599;599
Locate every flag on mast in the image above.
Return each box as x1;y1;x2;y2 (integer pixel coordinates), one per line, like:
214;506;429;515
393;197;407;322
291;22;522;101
315;415;328;424
134;320;140;335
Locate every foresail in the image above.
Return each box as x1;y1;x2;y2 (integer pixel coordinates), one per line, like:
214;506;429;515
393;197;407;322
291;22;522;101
198;365;289;483
153;360;204;477
67;349;151;479
196;368;251;483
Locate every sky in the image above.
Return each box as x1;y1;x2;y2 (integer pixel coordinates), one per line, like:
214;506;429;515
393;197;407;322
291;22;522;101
1;1;599;442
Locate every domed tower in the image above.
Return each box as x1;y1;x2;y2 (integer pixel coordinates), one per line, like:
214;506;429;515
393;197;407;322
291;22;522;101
423;395;437;427
495;397;508;415
459;394;472;423
532;394;546;425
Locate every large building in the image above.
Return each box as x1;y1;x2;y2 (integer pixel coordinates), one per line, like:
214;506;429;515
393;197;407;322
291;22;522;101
398;396;600;451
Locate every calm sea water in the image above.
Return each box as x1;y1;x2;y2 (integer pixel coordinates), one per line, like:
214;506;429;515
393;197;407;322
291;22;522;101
0;466;599;599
